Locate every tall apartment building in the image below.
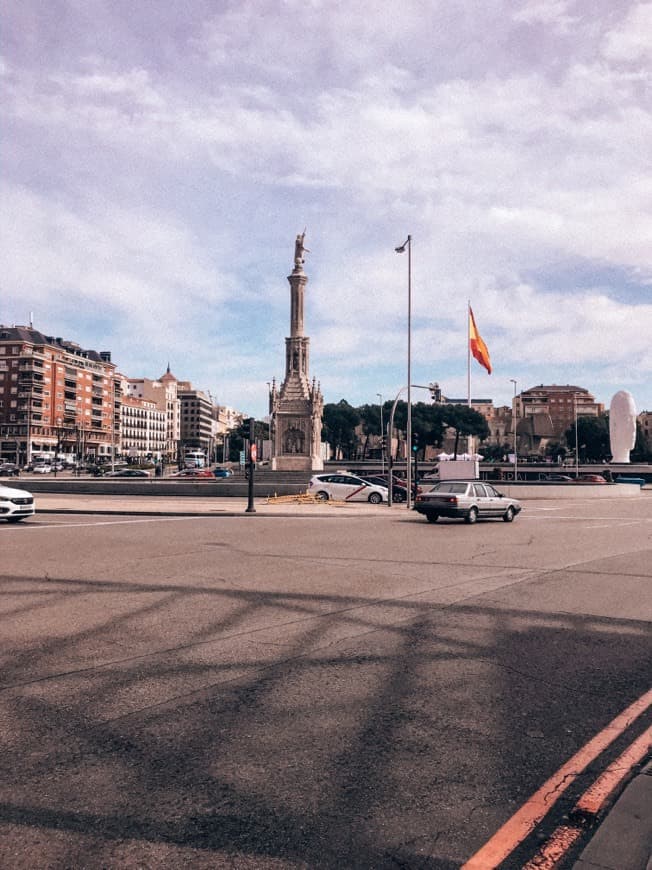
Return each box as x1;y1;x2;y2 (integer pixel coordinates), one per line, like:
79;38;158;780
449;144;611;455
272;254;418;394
514;385;603;453
125;366;181;462
177;382;214;457
119;391;166;460
0;325;117;464
639;411;652;451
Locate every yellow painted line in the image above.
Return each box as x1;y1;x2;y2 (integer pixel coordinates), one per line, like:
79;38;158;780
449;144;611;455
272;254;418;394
517;725;652;868
574;723;652;816
521;824;584;869
462;688;652;869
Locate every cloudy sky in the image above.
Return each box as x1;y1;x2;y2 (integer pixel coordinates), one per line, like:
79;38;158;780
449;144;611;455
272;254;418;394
2;1;651;418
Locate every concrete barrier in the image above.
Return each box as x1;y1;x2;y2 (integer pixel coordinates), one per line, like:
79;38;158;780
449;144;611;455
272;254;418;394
493;482;643;499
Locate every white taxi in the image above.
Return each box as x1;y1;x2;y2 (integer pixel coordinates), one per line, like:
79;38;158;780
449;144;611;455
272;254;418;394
309;473;388;504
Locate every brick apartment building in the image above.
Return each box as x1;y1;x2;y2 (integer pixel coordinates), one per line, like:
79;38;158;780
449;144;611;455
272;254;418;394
0;325;117;464
514;384;603;454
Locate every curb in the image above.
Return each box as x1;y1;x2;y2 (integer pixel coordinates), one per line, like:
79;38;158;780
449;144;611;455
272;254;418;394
573;761;652;870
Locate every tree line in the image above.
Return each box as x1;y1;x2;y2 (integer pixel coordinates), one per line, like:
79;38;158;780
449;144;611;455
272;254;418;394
224;402;651;464
322;399;489;460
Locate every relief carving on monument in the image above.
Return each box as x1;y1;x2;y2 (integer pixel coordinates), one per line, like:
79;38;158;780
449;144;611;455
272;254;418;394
284;425;306;454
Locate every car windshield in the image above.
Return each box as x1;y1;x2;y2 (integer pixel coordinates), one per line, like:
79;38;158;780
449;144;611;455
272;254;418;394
432;482;469;494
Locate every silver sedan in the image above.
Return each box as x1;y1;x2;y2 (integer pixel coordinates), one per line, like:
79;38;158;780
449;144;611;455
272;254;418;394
414;480;522;524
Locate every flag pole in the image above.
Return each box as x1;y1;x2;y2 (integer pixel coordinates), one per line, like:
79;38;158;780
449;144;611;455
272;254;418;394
467;301;471;409
467;301;473;456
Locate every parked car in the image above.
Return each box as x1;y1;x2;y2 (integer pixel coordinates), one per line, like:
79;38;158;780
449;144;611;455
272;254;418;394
414;480;522;524
212;467;233;478
105;469;151;478
358;474;420;503
576;474;607;484
308;473;388;504
0;482;35;522
0;463;20;477
32;464;52;473
540;473;573;482
170;468;214;479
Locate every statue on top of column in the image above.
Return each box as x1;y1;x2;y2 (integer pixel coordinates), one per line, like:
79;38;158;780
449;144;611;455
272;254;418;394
294;230;309;266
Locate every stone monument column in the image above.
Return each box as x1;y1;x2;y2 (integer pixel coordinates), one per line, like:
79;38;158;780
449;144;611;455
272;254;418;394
270;233;324;471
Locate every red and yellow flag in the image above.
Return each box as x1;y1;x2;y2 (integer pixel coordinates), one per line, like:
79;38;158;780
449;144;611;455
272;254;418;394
469;306;492;374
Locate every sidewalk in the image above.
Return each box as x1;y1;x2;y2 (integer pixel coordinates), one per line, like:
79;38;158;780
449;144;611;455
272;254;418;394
573;760;652;869
34;491;395;517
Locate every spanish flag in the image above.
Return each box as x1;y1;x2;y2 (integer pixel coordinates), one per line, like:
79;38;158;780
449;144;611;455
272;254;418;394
469;306;492;374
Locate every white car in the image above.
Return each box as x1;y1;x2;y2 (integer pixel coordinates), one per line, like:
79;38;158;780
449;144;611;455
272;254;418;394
309;473;388;504
32;464;52;473
0;483;36;523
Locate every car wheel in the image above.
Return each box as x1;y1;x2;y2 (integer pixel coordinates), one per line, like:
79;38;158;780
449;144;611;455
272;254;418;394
394;490;405;503
503;506;515;523
368;491;382;504
316;490;329;501
465;507;478;525
426;513;439;524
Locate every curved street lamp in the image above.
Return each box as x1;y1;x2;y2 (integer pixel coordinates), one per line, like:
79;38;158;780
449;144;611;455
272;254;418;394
376;393;384;474
395;235;412;507
386;383;433;508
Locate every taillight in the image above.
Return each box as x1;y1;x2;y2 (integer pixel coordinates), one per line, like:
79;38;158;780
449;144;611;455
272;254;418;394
445;496;457;505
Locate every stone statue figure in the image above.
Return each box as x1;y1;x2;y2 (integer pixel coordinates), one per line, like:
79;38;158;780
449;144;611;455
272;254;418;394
609;390;637;463
294;231;309;266
284;426;305;454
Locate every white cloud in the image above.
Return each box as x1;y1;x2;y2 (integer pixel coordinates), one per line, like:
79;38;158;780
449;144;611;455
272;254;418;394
512;0;578;31
2;1;652;415
602;3;652;62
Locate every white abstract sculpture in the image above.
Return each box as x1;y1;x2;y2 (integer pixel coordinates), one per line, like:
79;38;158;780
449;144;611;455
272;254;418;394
609;390;637;463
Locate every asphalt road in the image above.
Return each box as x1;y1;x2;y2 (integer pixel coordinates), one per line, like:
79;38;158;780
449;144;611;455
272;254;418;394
1;497;651;868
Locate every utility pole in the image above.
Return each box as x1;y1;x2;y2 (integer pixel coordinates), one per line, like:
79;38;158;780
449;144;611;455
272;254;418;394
246;417;256;513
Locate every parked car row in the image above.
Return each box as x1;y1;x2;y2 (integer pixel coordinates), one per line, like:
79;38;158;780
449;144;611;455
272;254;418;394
357;474;422;502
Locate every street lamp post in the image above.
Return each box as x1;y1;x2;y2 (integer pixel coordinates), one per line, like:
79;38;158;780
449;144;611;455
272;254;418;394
376;393;384;475
574;394;579;479
395;235;412;508
510;379;518;482
387;383;433;508
54;417;62;478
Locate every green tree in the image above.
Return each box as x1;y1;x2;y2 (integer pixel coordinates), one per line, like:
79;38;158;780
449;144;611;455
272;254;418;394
544;442;567;461
228;418;269;462
480;442;512;462
442;404;490;457
358;403;384;459
565;416;610;462
631;421;650;462
323;400;361;460
410;402;449;458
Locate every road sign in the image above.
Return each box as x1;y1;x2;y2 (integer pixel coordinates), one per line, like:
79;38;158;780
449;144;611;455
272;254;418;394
239;450;245;466
250;444;257;462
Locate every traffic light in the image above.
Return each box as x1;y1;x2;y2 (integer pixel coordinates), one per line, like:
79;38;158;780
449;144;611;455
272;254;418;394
429;382;442;403
412;432;419;453
380;436;387;449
